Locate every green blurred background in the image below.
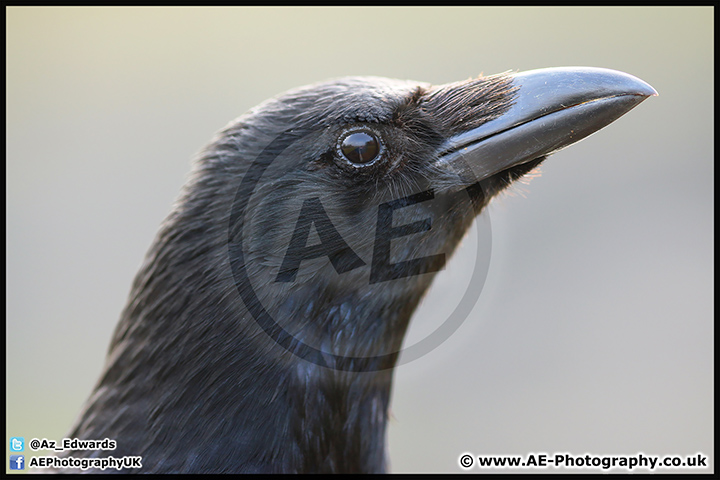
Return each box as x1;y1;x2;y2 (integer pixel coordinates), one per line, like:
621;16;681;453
6;7;713;473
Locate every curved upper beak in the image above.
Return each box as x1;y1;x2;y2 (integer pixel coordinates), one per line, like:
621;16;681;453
437;67;658;182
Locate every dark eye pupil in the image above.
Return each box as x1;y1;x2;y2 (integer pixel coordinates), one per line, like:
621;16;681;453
341;132;379;164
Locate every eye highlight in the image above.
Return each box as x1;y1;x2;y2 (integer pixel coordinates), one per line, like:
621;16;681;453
339;130;381;165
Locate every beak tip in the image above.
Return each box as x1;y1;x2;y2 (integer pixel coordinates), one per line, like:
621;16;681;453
633;78;658;98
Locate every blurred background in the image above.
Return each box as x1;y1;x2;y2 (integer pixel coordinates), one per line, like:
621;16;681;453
6;7;713;473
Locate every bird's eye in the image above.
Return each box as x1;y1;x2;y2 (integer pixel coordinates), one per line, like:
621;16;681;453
339;131;381;165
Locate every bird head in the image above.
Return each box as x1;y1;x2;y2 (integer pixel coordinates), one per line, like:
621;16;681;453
163;68;655;372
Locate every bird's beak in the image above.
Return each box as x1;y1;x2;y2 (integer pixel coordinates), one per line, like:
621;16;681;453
436;67;658;181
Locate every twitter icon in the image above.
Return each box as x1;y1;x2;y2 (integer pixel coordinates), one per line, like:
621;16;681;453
10;437;24;452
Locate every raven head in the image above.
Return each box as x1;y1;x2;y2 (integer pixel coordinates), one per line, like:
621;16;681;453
194;68;656;371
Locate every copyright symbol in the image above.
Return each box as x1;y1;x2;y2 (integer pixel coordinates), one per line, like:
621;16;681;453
459;453;474;469
30;438;40;450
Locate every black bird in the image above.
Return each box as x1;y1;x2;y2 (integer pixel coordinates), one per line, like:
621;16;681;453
59;67;655;473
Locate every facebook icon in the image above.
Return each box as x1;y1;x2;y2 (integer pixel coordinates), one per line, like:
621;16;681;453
10;455;24;470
